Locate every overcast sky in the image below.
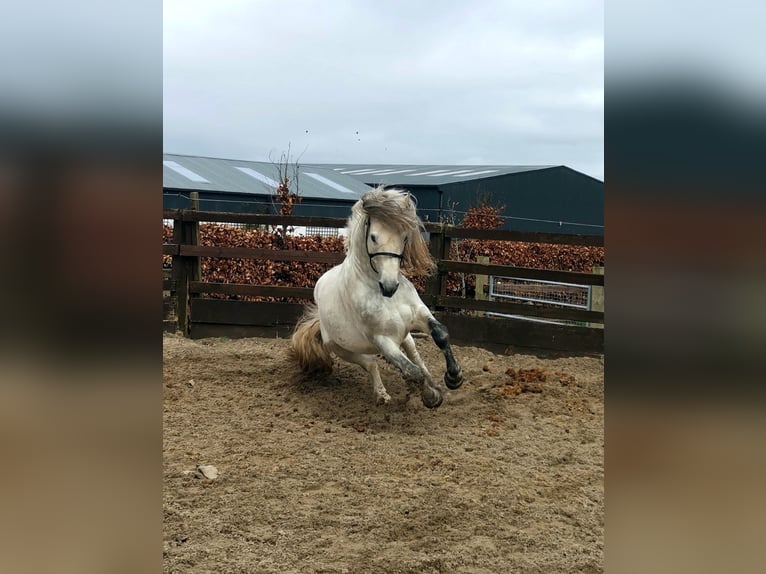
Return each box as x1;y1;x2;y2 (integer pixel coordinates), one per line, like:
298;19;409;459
164;1;603;180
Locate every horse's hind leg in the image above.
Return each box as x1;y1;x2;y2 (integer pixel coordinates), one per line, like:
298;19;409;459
327;343;391;405
401;334;443;408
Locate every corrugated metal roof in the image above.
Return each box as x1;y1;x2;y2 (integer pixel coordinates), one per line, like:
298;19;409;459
163;154;371;201
311;164;558;185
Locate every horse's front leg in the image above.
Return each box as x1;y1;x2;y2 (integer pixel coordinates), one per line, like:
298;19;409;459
414;308;463;389
373;335;443;408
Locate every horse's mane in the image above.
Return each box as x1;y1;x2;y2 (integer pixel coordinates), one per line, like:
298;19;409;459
346;187;436;277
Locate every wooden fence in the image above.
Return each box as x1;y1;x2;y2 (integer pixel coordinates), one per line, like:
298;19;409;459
163;209;604;353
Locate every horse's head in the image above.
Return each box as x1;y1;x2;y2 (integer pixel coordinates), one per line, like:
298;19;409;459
365;214;406;297
349;187;436;297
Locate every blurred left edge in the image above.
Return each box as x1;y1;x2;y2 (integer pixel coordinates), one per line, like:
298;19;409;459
0;2;162;573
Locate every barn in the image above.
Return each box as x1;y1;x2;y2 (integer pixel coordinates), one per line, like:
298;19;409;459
313;164;604;235
163;153;372;220
164;154;603;236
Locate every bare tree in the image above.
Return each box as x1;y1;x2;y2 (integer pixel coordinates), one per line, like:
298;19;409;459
440;198;460;226
269;143;307;242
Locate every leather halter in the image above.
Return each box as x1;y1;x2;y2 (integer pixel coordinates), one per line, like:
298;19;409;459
365;217;406;274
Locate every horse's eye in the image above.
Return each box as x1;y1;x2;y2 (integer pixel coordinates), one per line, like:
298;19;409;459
370;234;377;243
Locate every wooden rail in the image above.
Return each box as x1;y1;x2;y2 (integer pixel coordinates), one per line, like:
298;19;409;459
424;223;603;246
189;282;313;299
439;260;604;286
180;245;344;264
164;209;347;228
423;295;604;324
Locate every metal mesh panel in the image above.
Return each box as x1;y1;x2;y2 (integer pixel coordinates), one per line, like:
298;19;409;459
488;276;591;326
490;277;590;309
305;226;339;238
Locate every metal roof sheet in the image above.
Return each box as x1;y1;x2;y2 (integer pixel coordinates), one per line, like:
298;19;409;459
311;164;559;186
163;154;371;201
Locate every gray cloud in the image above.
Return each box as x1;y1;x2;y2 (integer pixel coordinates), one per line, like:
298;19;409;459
164;1;603;179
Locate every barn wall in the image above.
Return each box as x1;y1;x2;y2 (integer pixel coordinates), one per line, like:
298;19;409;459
438;167;604;235
399;186;442;224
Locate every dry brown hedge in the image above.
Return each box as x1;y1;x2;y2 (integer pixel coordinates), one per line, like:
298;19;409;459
163;223;603;301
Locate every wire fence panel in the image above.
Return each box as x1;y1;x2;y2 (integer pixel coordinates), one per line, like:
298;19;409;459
488;276;592;325
304;226;340;238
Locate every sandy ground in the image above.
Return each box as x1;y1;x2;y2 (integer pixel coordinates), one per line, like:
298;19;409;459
163;333;603;573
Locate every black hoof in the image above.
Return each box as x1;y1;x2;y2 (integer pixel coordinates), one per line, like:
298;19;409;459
444;370;463;390
422;389;443;409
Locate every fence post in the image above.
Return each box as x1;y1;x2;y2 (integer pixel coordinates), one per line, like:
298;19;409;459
425;224;448;307
187;192;201;285
171;215;187;334
173;192;201;337
474;255;489;316
589;266;604;328
441;235;452;297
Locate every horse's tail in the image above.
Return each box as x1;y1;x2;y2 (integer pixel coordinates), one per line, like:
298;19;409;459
290;304;333;375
